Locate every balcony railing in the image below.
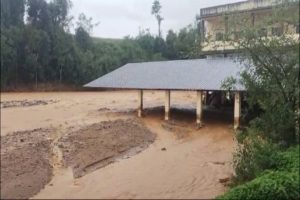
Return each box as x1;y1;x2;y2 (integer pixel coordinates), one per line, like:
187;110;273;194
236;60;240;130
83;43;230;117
201;33;299;53
200;0;277;18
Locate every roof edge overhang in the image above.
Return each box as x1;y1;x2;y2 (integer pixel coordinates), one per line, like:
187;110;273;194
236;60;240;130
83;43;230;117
84;86;246;92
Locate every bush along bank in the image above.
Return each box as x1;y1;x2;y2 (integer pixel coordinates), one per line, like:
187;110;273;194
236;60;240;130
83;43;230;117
216;145;300;200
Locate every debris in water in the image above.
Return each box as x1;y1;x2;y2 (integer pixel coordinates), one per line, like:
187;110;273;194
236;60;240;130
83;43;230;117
212;161;225;165
219;177;230;183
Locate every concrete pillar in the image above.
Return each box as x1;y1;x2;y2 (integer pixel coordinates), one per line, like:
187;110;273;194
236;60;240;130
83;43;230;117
165;90;171;121
251;12;255;26
221;92;226;105
234;92;241;129
196;91;203;128
138;90;143;117
203;91;207;105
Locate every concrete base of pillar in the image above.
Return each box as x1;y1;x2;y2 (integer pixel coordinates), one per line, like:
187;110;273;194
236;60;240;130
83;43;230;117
196;91;203;128
234;92;241;130
234;117;240;130
138;109;143;118
165;112;169;121
196;122;203;129
165;90;170;121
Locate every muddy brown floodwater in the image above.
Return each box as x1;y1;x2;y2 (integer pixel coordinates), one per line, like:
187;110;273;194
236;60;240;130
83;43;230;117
1;91;236;199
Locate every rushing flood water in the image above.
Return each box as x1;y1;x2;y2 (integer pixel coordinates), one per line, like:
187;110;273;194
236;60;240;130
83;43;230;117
1;91;235;199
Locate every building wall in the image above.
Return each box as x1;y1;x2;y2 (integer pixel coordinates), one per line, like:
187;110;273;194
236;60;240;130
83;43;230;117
200;0;299;53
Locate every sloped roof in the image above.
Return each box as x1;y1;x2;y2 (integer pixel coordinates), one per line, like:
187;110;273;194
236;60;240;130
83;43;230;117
84;58;245;91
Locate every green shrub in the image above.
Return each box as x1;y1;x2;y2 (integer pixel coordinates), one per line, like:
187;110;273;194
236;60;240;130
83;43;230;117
233;133;280;183
218;145;300;200
276;145;300;172
217;171;300;200
248;106;296;146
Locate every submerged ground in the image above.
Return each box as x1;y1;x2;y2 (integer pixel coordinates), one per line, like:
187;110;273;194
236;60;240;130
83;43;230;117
1;91;236;199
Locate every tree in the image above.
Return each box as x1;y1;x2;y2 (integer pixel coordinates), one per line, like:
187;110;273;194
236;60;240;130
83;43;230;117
0;0;204;90
165;30;178;59
0;0;26;89
172;24;202;59
27;0;72;31
151;0;163;38
119;37;148;64
75;13;99;51
27;0;51;30
24;26;50;88
75;27;92;51
1;27;23;88
76;13;98;34
136;29;155;58
0;0;25;28
217;1;300;188
223;0;300;145
154;36;166;54
49;0;73;30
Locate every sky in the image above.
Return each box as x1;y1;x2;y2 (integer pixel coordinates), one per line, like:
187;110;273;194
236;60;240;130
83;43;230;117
70;0;242;39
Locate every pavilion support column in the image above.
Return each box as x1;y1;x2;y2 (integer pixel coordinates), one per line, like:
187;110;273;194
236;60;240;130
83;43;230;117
138;90;143;117
221;92;226;105
203;91;207;105
234;92;241;130
165;90;171;121
196;91;203;128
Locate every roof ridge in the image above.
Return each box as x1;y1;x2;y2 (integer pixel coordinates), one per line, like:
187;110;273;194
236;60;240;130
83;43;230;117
128;57;235;65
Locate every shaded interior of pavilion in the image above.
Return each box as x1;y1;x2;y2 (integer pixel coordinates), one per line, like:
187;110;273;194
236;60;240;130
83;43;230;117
136;90;245;129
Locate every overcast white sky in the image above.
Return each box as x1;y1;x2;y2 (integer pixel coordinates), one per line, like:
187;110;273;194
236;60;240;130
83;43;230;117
70;0;242;38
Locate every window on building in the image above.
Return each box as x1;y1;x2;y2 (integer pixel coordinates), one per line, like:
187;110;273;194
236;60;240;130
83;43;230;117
272;26;283;36
215;32;224;41
258;28;268;37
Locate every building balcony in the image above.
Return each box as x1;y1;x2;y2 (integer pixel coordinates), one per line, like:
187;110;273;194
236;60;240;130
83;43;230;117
200;0;277;19
201;33;299;54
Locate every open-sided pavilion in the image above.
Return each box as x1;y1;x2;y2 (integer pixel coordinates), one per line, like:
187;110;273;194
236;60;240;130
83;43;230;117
85;58;245;129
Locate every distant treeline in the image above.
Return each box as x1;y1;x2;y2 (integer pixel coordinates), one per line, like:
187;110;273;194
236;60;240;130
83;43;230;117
1;0;202;90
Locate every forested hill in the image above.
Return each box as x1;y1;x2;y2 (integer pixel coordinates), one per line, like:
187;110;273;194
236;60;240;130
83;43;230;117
92;37;124;44
1;0;202;91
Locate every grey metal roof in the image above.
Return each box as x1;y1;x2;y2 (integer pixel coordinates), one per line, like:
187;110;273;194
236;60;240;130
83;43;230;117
84;58;245;91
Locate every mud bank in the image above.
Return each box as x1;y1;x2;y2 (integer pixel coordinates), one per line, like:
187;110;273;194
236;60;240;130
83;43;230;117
1;99;58;109
0;129;54;199
1;118;156;199
58;119;156;178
